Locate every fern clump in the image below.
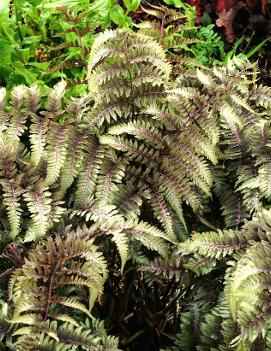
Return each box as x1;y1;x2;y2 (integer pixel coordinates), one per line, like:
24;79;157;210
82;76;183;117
179;210;271;349
0;30;181;348
8;227;109;349
1;28;271;350
85;29;220;240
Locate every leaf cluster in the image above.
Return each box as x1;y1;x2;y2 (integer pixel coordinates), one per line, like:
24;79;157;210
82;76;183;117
0;0;238;98
0;0;139;96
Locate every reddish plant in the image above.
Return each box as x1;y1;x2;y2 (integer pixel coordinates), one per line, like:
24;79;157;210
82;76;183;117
185;0;202;20
184;0;269;42
216;0;235;12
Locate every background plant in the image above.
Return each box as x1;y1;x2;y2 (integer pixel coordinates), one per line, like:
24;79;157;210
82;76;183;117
0;0;139;96
1;0;243;98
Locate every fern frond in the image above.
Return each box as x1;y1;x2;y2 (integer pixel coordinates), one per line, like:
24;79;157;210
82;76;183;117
107;119;165;149
14;318;121;351
23;181;52;242
227;241;271;345
25;85;41;113
1;178;23;240
29;115;48;166
95;151;128;206
173;301;210;351
59;128;86;195
111;231;129;274
112;181;149;220
74;137;105;208
180;226;251;261
45;80;66;115
7;86;28;143
149;187;174;236
9;230;108;346
45;122;70;185
100;135;159;165
182;209;271;347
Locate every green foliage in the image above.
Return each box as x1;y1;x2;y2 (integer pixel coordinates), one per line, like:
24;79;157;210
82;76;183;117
137;4;247;70
163;0;191;11
192;24;226;65
0;0;136;95
123;0;140;13
0;0;237;97
89;0;135;27
136;4;204;68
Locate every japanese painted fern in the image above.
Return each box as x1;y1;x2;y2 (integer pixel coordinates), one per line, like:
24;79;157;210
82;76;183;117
1;29;271;350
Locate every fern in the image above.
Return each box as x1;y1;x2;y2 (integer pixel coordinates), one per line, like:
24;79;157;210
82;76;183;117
172;300;210;351
180;209;271;348
85;29;220;239
0;83;71;241
23;181;52;242
1;29;271;350
192;24;226;65
71;205;171;271
13;318;121;351
136;5;201;54
8;227;108;348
